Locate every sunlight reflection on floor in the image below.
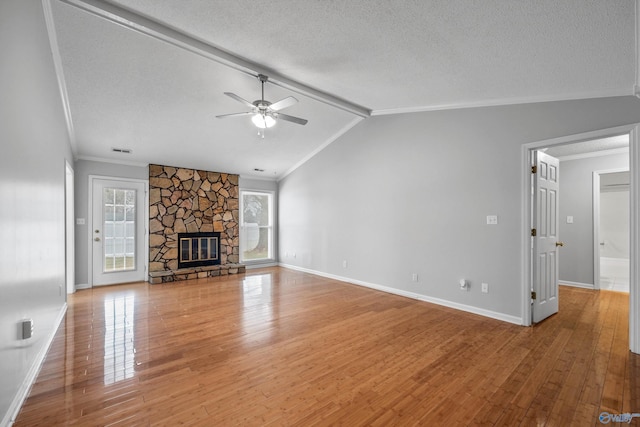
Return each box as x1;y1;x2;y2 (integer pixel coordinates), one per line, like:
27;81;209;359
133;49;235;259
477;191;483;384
103;293;136;385
241;274;274;345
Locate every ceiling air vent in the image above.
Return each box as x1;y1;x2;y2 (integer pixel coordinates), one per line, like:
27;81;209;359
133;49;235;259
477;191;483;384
112;147;132;154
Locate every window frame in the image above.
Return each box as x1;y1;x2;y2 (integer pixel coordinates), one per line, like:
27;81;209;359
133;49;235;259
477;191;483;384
239;189;275;264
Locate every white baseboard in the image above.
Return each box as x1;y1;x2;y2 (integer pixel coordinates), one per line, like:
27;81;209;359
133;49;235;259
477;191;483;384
560;280;594;290
4;303;67;427
75;283;90;290
279;263;523;325
245;262;278;270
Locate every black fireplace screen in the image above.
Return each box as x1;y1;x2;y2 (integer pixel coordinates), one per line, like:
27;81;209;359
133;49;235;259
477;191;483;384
178;232;221;269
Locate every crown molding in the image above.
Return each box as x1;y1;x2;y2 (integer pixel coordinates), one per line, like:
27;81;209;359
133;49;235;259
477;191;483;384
278;116;364;181
371;89;634;116
42;0;77;154
75;155;149;168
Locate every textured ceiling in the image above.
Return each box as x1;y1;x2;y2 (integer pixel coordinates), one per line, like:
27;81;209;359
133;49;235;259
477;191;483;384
105;0;636;111
545;134;630;159
48;0;636;178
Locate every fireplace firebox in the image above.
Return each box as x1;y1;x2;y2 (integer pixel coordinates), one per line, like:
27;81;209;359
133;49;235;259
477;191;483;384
178;232;221;269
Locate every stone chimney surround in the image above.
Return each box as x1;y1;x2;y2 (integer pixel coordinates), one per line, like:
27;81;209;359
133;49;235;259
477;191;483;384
147;164;245;284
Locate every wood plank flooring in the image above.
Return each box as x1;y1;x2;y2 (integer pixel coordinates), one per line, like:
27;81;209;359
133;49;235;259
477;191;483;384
14;267;640;426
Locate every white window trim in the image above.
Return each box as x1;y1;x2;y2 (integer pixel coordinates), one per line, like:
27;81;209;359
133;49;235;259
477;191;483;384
240;189;276;265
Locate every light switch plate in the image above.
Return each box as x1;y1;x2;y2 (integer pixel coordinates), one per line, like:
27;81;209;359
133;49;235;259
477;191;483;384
21;319;33;339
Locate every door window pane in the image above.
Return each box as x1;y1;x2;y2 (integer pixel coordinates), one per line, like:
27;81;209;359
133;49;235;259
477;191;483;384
103;188;136;272
115;205;124;221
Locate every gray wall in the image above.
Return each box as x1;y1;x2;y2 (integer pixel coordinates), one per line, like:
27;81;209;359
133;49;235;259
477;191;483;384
278;97;640;320
0;1;73;423
74;160;148;286
239;176;278;193
559;153;629;285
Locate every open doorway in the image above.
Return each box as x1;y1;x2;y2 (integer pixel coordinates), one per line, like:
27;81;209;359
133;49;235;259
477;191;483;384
521;124;639;354
541;135;629;292
594;170;630;292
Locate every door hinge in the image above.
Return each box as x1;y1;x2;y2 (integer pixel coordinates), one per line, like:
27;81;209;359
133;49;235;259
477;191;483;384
531;291;537;300
531;165;537;174
531;228;537;237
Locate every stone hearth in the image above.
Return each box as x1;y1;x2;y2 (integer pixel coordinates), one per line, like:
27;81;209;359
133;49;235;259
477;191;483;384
148;263;246;284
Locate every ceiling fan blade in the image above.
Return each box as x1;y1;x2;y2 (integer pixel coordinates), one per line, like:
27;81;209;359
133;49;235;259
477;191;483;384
277;113;308;125
224;92;255;109
216;111;253;119
269;96;298;111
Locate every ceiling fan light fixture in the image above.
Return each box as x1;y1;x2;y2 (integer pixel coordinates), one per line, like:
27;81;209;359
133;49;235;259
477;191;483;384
252;113;276;129
217;74;307;129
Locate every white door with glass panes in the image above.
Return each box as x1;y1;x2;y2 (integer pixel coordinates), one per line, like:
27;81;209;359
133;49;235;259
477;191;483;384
92;178;147;286
240;191;274;262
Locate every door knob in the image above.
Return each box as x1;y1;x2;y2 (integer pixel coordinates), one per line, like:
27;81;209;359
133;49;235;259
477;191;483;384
556;241;564;247
94;237;101;242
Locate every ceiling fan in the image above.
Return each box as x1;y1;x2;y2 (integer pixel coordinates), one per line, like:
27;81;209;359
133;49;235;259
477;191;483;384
216;74;308;133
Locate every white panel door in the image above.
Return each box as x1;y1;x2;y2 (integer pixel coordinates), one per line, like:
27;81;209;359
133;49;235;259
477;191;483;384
532;151;561;323
92;178;146;286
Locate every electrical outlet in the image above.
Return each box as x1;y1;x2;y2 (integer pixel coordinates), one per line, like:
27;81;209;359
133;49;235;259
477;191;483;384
486;215;498;225
412;273;418;282
481;282;489;293
343;260;348;268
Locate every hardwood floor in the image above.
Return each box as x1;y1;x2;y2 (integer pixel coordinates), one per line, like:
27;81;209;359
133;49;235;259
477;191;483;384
14;267;639;426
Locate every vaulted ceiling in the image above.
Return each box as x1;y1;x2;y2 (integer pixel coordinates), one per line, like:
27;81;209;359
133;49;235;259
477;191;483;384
48;0;636;179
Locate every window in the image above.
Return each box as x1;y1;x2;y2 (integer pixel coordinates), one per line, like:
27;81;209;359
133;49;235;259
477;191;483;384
103;187;136;272
240;190;274;262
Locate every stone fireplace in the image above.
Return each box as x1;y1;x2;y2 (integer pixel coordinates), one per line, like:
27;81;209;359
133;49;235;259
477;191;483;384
147;164;245;284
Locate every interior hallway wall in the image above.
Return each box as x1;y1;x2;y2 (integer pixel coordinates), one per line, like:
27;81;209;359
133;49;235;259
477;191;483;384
0;1;73;423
